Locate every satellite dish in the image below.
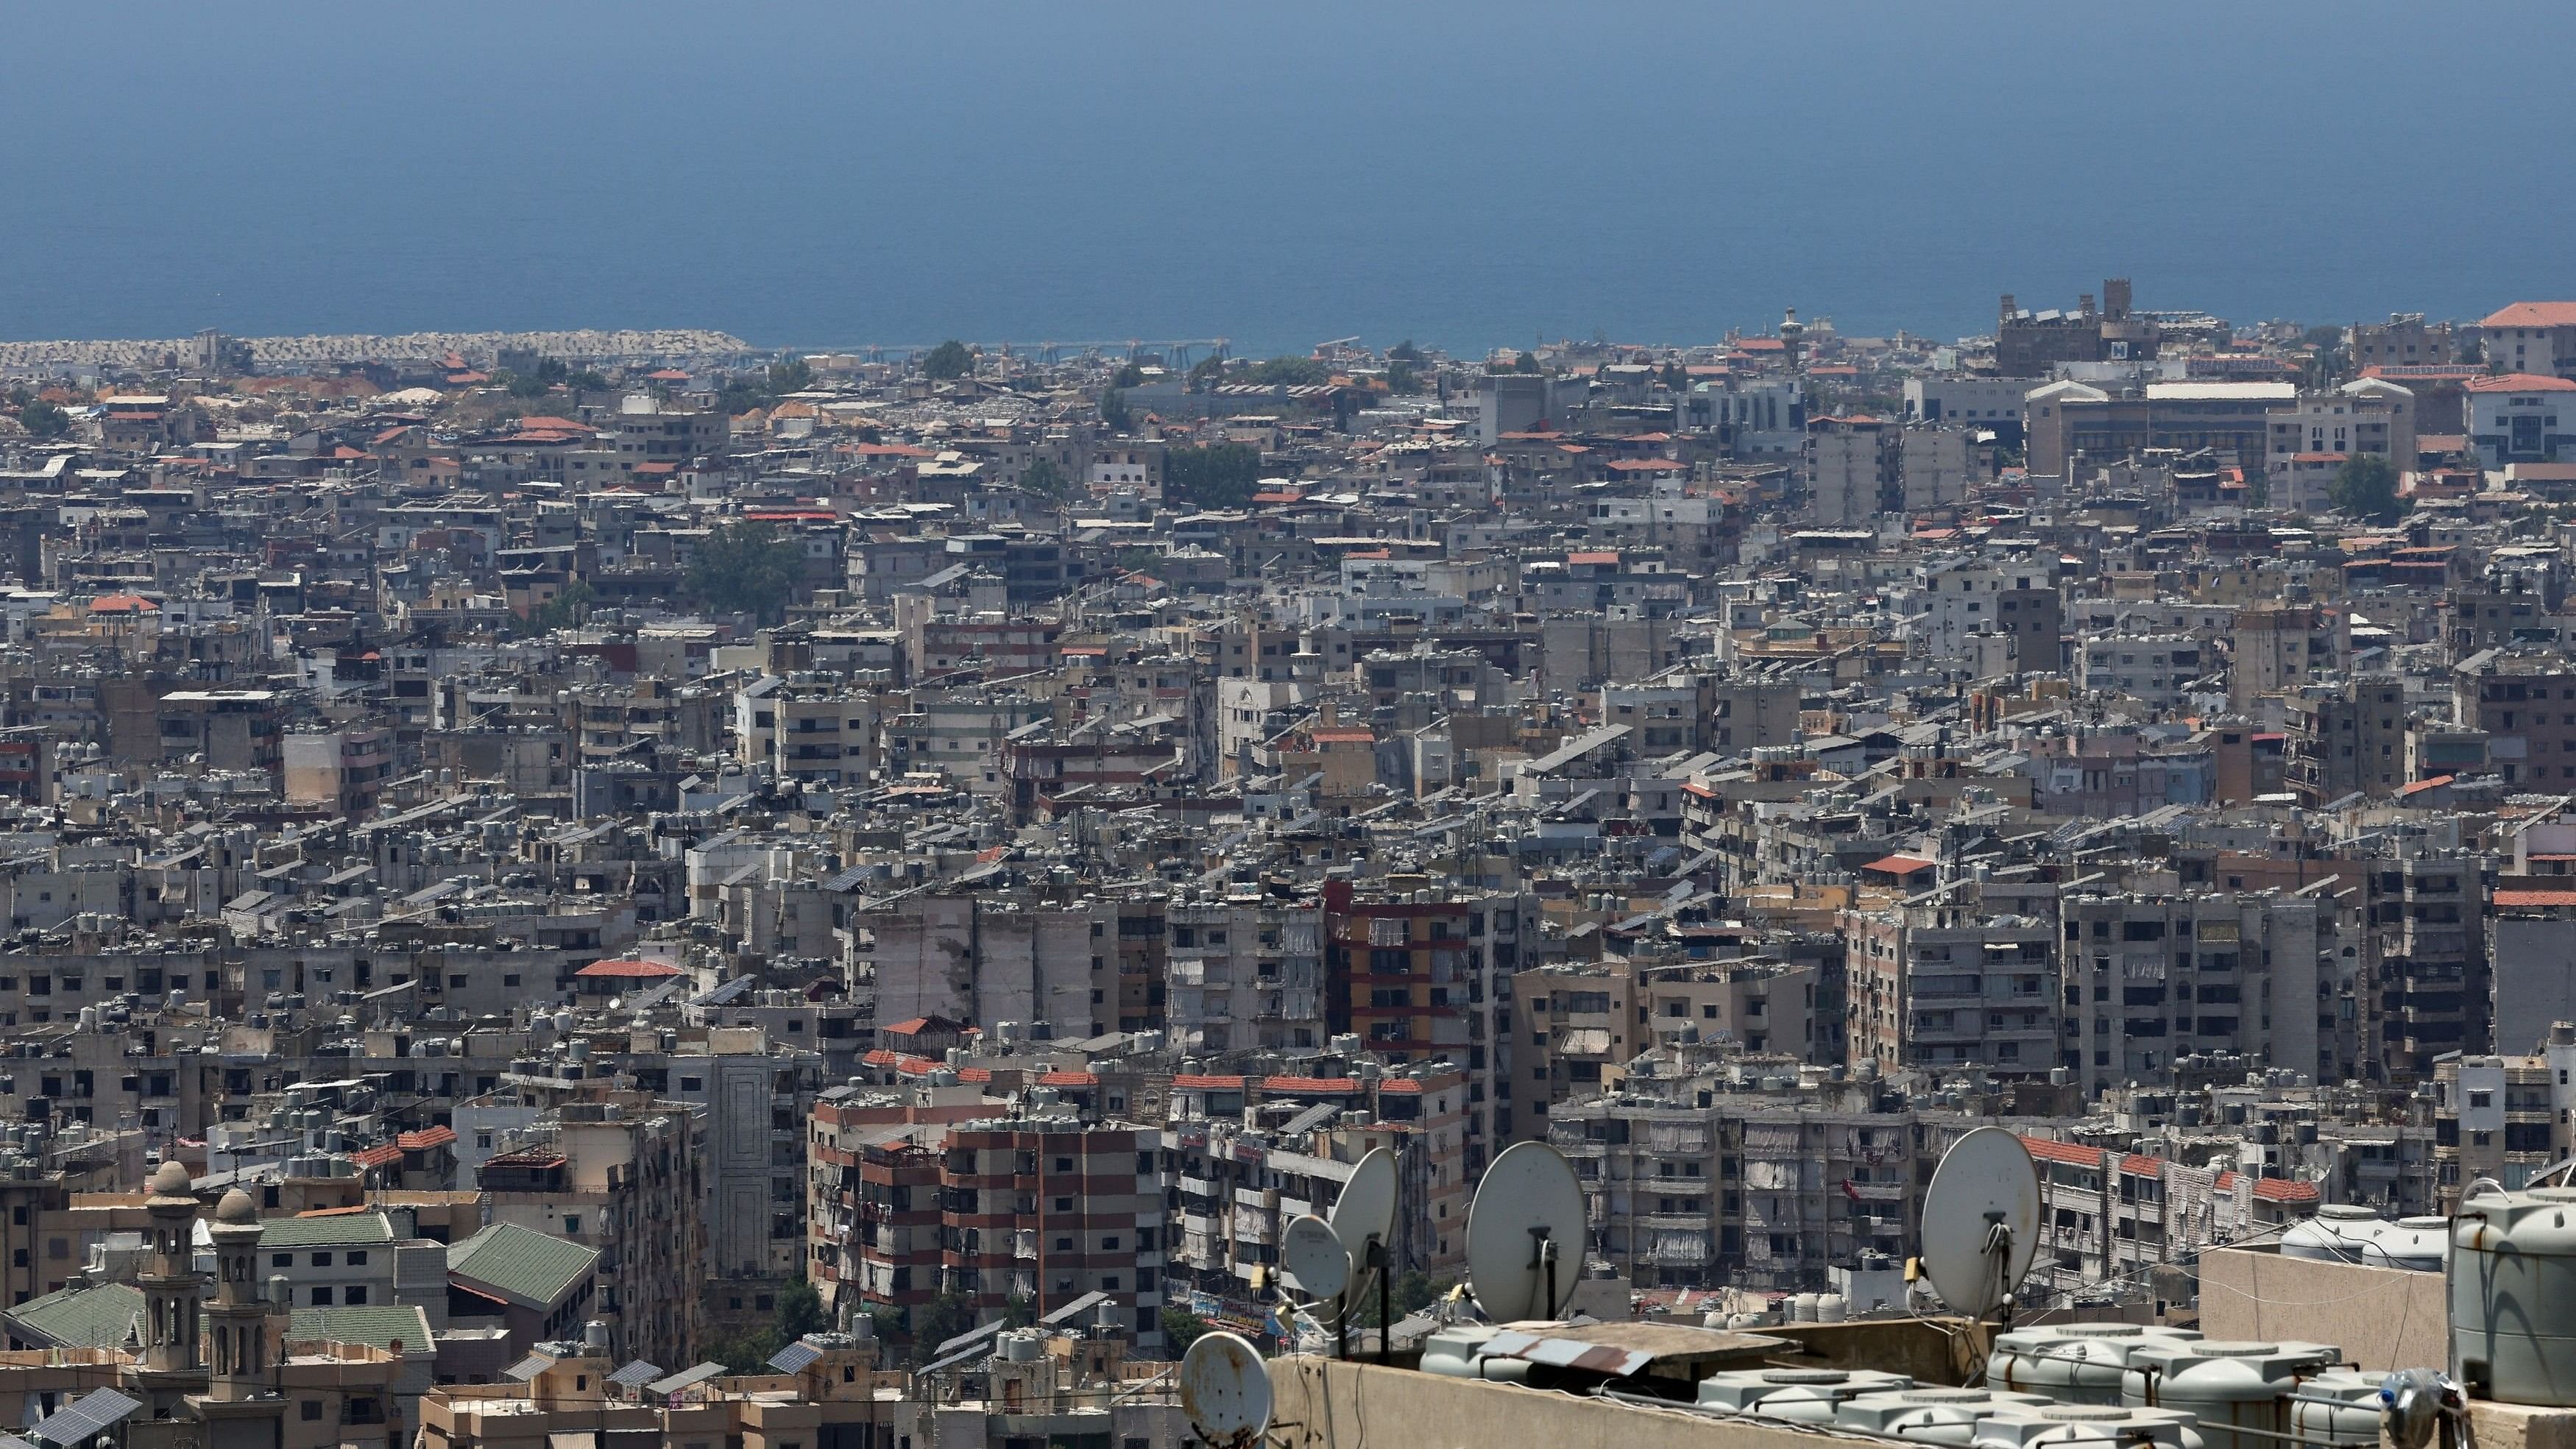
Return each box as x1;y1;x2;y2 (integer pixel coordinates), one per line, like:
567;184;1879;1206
1329;1147;1398;1302
1919;1125;2040;1320
1466;1141;1587;1322
1281;1214;1350;1301
1178;1331;1271;1449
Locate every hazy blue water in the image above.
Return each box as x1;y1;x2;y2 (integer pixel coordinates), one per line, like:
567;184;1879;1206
2;1;2569;358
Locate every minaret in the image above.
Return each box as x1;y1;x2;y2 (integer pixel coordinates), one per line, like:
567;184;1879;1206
1779;307;1806;375
138;1161;201;1375
204;1189;273;1400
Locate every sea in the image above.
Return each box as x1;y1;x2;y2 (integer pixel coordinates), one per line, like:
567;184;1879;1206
0;1;2565;360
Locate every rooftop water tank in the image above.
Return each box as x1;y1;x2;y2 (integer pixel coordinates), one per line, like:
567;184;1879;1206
2452;1185;2576;1405
1992;1325;2201;1406
1697;1368;1914;1420
2279;1204;2384;1263
1973;1403;2200;1449
2362;1216;2447;1272
2124;1339;2338;1449
2289;1370;2385;1447
1838;1389;2055;1445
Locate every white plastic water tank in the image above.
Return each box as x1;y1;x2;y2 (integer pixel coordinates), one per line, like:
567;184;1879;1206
1816;1293;1848;1323
1791;1291;1822;1322
1838;1388;2053;1445
1697;1367;1914;1419
2289;1370;2385;1447
2124;1339;2338;1449
2451;1185;2576;1405
2279;1205;2382;1263
1973;1403;2199;1449
1992;1325;2199;1407
2361;1216;2447;1272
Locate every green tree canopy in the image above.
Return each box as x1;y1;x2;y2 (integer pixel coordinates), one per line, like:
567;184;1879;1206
1164;442;1264;509
1385;361;1422;395
910;1292;981;1363
1512;351;1542;373
1099;389;1133;433
921;341;974;380
688;520;806;623
500;357;570;398
1159;1305;1213;1354
2329;453;2405;525
1112;363;1146;388
16;400;71;439
513;581;594;638
1246;355;1328;386
1188;355;1228;390
1388;339;1423;362
1020;457;1071;500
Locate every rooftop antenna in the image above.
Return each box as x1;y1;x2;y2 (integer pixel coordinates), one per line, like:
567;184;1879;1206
1329;1147;1398;1361
1178;1331;1272;1449
1465;1141;1587;1322
1918;1125;2040;1336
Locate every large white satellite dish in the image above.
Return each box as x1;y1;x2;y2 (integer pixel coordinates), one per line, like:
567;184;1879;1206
1919;1125;2041;1321
1179;1331;1271;1449
1466;1141;1588;1322
1329;1147;1398;1305
1281;1214;1350;1302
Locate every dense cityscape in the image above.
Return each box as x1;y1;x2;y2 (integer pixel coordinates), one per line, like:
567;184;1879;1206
0;282;2573;1448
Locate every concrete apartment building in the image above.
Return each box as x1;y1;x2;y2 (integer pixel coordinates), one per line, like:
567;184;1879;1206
1804;417;1889;526
2480;300;2576;380
2059;890;2340;1093
2285;674;2411;804
1843;900;2058;1080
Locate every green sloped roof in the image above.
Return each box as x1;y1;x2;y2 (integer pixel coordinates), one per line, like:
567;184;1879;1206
257;1213;396;1249
289;1304;434;1352
6;1281;143;1348
447;1222;599;1308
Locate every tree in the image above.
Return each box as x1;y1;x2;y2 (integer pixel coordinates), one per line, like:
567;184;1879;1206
16;401;70;439
1388;339;1423;362
2329;453;2405;525
1163;442;1264;509
1246;355;1328;386
1020;458;1071;500
500;356;572;398
1159;1305;1213;1354
1112;363;1146;388
514;581;594;637
688;520;806;623
921;340;974;380
1188;355;1228;391
769;357;815;394
1099;389;1132;433
1346;1271;1456;1342
566;366;610;391
701;1277;831;1372
1512;351;1541;374
776;1279;827;1342
1385;361;1422;395
910;1292;981;1362
1004;1294;1036;1329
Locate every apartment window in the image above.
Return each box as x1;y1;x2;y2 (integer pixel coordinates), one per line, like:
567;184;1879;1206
302;1403;322;1423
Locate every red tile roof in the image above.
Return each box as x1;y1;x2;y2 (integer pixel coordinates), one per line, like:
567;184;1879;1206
1262;1075;1361;1094
2482;302;2576;329
2019;1135;2104;1169
398;1125;457;1151
2464;372;2576;393
2253;1177;2321;1203
1172;1074;1249;1089
1038;1071;1097;1087
1861;854;1936;876
1566;550;1621;566
573;958;682;979
349;1144;404;1169
2495;889;2576;908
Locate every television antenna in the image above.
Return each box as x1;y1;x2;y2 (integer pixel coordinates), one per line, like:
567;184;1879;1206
1465;1141;1587;1322
1328;1147;1398;1360
1178;1331;1272;1449
1918;1126;2040;1325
